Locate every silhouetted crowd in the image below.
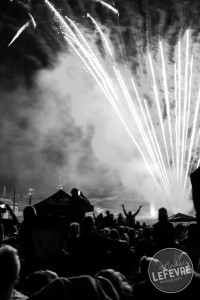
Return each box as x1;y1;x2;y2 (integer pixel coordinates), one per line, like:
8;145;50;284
0;190;200;300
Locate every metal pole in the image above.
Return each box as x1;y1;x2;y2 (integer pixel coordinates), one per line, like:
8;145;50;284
13;187;16;212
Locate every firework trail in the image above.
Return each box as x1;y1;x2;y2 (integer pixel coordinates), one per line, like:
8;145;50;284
8;13;36;47
8;21;30;47
44;0;200;213
92;0;119;17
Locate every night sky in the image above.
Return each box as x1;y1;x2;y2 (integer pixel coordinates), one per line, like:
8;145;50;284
0;0;199;213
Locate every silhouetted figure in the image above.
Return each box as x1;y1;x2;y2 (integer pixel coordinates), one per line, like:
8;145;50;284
93;212;104;230
117;213;125;226
181;223;200;271
122;205;142;228
23;270;58;297
27;275;114;300
109;229;120;240
135;228;154;268
72;216;128;274
152;207;176;251
117;226;129;242
18;206;37;255
95;269;133;300
127;228;137;247
0;245;26;300
68;188;93;224
103;211;115;228
66;222;80;255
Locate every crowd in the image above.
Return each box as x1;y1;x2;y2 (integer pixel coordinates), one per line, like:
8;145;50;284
0;189;200;300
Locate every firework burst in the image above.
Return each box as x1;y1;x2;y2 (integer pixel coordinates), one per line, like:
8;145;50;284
44;0;200;214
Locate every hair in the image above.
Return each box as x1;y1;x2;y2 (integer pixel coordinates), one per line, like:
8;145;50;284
0;245;20;291
69;222;80;237
110;229;120;240
70;188;79;197
80;216;94;234
23;205;37;222
23;270;58;296
96;269;132;299
139;256;152;277
158;207;168;221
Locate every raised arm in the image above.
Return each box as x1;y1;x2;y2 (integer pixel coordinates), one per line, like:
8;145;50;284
122;204;128;217
133;205;142;217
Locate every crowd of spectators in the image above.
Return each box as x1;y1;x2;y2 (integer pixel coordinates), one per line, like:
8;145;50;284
0;190;200;300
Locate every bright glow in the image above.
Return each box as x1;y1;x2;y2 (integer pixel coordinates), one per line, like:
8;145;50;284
45;0;200;214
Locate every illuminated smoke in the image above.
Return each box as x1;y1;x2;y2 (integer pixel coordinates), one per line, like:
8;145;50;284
1;1;200;215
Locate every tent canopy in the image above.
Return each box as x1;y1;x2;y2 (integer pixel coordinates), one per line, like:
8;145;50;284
169;213;196;223
34;189;93;220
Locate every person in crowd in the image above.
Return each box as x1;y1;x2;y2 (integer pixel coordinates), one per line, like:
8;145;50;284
121;205;142;228
127;228;137;248
72;216;129;274
27;275;114;300
133;255;200;300
103;211;115;228
117;226;129;242
22;270;58;297
152;207;176;251
95;269;133;300
65;222;80;254
93;212;104;230
68;188;93;223
0;245;27;300
18;206;37;255
180;223;200;271
109;229;120;241
135;227;154;268
117;213;125;227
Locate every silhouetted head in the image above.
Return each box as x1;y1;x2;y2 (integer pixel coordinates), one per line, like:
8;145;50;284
118;226;125;236
128;211;132;216
106;210;110;216
95;269;132;299
139;256;159;279
128;228;136;239
23;270;58;296
69;222;80;237
158;207;168;221
110;229;120;240
0;245;20;297
23;205;37;222
142;227;152;239
70;188;80;197
80;216;94;234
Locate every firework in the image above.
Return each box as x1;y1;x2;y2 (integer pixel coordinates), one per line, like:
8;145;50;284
45;0;200;213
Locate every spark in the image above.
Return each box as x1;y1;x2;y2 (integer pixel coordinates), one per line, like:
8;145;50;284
45;1;200;211
180;30;189;186
28;13;37;29
174;63;179;178
131;79;171;194
45;0;161;189
8;21;30;47
159;41;174;168
148;53;171;170
92;0;119;17
87;13;113;57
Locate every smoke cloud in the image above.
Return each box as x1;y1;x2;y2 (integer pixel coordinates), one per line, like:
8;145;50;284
1;0;200;214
